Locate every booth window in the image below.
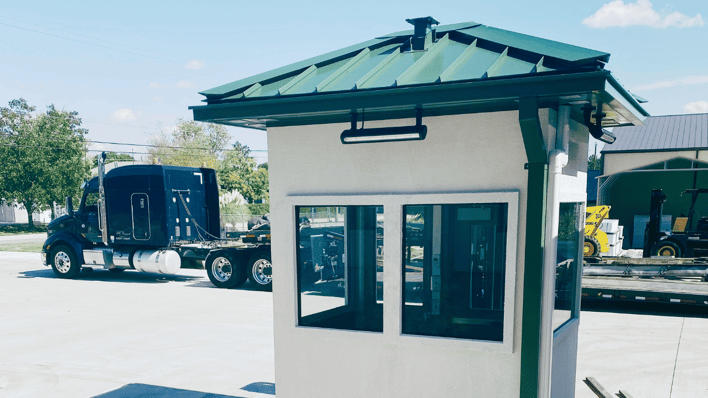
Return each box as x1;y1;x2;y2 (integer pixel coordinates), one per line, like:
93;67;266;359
553;202;582;330
402;203;508;341
297;206;384;332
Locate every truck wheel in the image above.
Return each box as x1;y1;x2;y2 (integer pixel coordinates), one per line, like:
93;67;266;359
583;237;600;257
652;241;682;258
50;245;81;279
247;251;272;291
205;251;246;288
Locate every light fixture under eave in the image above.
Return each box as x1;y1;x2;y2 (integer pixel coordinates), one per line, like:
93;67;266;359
583;105;616;144
341;109;427;144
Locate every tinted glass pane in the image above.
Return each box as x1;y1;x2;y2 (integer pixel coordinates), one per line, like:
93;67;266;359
297;206;383;332
402;203;508;341
553;202;582;330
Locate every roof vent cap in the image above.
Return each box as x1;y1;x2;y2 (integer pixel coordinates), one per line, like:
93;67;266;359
405;16;439;51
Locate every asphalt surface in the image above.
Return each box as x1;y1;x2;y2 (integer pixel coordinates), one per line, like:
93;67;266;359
0;252;275;398
1;250;707;398
0;233;47;245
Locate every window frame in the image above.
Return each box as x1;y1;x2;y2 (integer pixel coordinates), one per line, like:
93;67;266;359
284;191;519;353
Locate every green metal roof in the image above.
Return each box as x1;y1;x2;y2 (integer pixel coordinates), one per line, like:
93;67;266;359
192;17;647;130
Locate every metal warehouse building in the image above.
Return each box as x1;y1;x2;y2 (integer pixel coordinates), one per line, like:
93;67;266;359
599;113;708;248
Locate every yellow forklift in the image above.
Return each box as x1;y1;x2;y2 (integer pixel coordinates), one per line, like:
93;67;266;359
584;205;611;257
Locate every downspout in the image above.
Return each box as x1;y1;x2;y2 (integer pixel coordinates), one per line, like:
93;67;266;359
519;97;549;398
538;105;570;398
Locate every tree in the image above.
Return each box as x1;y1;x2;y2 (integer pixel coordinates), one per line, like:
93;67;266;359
218;145;269;203
147;120;269;204
0;99;90;225
588;154;601;170
146;118;229;169
92;152;135;167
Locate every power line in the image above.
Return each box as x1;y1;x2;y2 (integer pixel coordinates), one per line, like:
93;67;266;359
2;130;268;152
89;140;267;152
0;15;240;73
0;21;238;74
0;142;268;158
0;39;201;78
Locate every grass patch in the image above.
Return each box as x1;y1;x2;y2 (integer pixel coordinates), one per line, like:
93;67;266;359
0;224;47;236
0;242;43;253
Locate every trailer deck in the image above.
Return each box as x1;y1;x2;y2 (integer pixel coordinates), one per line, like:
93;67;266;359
582;276;708;306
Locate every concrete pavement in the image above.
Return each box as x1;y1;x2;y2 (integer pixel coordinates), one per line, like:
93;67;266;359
1;251;707;397
576;306;708;398
0;252;275;398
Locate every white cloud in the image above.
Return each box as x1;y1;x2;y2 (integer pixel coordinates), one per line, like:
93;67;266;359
684;101;708;114
111;108;142;121
185;59;205;70
583;0;704;28
175;80;197;88
633;75;708;91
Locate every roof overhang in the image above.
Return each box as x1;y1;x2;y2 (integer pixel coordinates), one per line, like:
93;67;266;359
191;69;648;131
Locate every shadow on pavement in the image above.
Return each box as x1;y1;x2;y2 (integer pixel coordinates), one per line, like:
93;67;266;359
582;297;708;318
185;280;273;293
18;268;203;284
241;382;275;395
93;383;245;397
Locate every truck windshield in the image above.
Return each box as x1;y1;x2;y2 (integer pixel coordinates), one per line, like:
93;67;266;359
82;190;99;212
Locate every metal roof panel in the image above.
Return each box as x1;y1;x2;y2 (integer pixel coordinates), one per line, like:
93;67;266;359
456;25;609;65
445;47;500;81
603;114;708;153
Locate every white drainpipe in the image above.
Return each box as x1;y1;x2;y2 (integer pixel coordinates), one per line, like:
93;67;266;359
538;105;570;398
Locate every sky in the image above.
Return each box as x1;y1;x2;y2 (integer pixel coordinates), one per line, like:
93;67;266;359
1;0;707;161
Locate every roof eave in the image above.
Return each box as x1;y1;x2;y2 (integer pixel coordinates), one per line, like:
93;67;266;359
191;70;643;129
604;72;649;126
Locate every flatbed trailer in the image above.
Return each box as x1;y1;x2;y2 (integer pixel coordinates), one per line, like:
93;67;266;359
583;257;708;280
582;276;708;306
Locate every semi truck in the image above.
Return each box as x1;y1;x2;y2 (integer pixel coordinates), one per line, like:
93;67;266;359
41;153;273;290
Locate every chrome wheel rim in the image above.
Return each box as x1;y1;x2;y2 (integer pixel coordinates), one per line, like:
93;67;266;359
659;247;676;257
211;257;232;282
252;259;272;285
54;252;71;273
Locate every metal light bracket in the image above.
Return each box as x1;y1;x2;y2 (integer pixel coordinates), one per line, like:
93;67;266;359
341;108;427;144
583;105;616;144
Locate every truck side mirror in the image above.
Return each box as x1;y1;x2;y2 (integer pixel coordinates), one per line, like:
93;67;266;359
65;196;74;216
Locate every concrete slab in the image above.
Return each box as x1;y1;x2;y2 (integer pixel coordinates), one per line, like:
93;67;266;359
575;309;708;398
0;252;275;398
2;251;706;398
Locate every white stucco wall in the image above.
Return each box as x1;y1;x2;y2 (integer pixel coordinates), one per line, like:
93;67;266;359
267;109;587;398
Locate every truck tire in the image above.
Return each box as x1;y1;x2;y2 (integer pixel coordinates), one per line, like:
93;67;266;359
205;251;246;288
583;236;600;257
50;245;81;279
652;241;682;258
247;251;272;291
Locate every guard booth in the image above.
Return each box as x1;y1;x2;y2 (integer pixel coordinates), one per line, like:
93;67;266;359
191;17;647;398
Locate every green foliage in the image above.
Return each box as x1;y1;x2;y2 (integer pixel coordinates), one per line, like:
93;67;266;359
147;119;269;204
218;143;269;204
147;118;230;170
246;202;269;215
0;99;90;226
588;154;601;170
0;223;47;236
92;152;134;167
